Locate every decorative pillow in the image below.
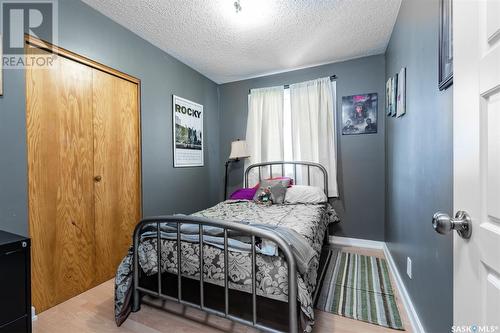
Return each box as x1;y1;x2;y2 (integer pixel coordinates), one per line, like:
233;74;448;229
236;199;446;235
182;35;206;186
264;178;292;188
266;176;294;187
253;179;288;204
229;187;257;200
249;177;293;190
284;185;327;204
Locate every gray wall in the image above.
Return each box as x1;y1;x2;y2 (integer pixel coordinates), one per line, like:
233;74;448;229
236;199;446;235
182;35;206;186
0;0;221;236
385;0;453;332
219;55;386;241
0;3;453;331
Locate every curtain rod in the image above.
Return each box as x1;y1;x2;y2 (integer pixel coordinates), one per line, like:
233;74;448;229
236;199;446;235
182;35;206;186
249;75;337;94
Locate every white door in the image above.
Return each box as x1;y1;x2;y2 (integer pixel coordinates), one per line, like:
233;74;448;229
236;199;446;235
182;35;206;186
453;0;500;329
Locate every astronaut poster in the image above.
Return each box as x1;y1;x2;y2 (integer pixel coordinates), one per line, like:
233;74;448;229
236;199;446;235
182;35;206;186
173;95;204;167
341;93;378;135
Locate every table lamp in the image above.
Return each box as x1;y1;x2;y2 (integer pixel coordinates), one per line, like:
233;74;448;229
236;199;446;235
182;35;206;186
224;139;250;199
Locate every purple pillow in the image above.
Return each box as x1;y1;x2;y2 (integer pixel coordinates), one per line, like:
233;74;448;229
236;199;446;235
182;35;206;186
229;187;257;200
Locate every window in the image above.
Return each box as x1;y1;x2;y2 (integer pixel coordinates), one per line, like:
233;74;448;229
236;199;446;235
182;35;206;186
246;78;338;196
283;81;337;161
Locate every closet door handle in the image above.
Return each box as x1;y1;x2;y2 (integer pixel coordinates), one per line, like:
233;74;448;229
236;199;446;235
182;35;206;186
70;220;83;233
94;175;102;182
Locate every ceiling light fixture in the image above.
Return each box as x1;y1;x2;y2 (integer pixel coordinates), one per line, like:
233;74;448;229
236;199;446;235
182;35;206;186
234;0;242;13
222;0;271;28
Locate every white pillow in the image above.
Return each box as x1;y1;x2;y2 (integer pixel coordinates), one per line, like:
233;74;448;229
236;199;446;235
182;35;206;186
284;185;327;204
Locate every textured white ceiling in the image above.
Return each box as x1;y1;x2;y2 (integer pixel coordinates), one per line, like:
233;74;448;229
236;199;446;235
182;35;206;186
82;0;401;84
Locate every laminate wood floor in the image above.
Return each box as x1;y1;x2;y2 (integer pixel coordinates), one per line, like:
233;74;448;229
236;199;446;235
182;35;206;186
33;246;412;333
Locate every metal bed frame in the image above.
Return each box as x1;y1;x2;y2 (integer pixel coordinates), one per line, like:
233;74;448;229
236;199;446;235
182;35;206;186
131;161;328;333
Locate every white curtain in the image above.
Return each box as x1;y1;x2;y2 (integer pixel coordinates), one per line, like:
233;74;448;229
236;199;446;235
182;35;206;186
245;86;284;186
290;78;338;197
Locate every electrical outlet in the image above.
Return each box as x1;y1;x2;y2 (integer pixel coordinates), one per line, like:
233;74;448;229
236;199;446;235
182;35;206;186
407;257;412;279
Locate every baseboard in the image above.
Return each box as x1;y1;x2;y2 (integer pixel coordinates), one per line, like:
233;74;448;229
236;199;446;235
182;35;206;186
383;243;425;333
328;236;425;333
32;306;37;321
328;236;384;250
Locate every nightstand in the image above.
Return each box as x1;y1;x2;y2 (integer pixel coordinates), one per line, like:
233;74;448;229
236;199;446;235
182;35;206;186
0;230;31;333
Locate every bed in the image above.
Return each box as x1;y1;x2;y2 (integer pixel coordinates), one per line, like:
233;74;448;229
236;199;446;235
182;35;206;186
114;161;339;333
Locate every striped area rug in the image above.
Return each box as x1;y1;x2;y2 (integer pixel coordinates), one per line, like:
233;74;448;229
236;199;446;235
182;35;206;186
315;249;404;330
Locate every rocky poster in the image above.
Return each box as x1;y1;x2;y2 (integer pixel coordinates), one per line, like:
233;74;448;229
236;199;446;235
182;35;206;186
173;95;204;167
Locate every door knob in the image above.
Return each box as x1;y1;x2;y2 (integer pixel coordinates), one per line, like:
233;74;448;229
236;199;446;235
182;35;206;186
94;175;102;182
432;211;472;239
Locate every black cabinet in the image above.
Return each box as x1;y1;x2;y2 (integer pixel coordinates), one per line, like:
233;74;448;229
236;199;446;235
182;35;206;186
0;231;31;333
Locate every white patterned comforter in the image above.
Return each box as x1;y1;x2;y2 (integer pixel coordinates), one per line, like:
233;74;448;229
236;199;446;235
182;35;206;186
115;200;338;332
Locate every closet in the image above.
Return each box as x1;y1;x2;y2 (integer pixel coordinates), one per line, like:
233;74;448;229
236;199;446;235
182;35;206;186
25;36;141;312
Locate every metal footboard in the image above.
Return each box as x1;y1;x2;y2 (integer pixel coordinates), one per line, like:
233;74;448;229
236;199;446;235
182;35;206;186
131;215;299;333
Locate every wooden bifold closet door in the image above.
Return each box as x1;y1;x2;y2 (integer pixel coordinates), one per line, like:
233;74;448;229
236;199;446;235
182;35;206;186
92;70;141;283
25;40;141;313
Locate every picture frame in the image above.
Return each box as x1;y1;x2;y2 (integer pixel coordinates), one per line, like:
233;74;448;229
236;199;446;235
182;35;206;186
385;77;392;116
439;0;453;91
391;74;398;117
0;34;3;96
172;95;204;167
341;93;378;135
396;67;406;117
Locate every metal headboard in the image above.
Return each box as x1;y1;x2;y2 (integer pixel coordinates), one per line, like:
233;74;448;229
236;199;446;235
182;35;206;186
244;161;328;197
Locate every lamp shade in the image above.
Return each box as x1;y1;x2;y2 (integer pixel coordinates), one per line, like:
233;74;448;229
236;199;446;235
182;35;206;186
229;140;250;160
